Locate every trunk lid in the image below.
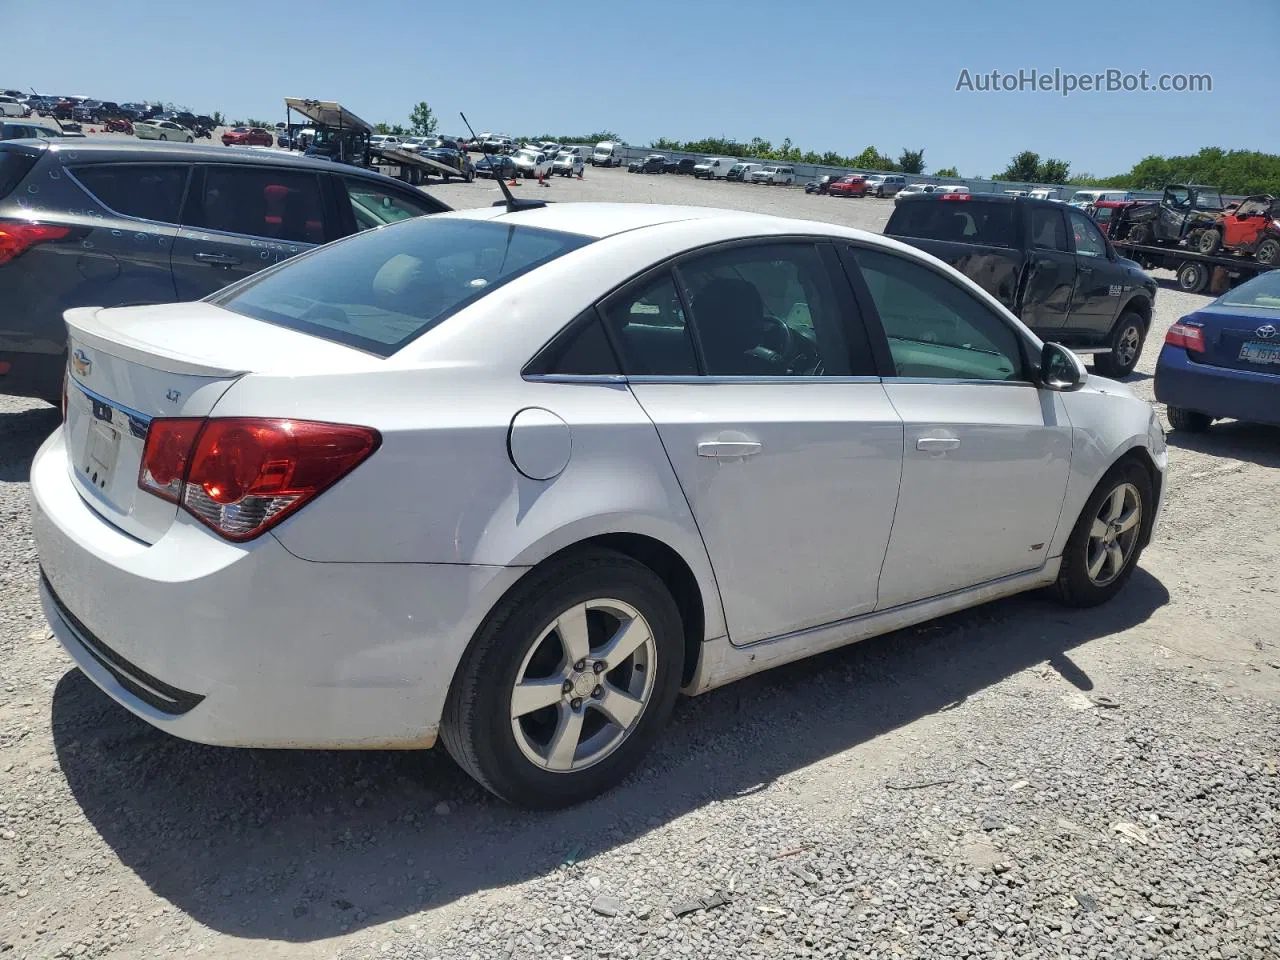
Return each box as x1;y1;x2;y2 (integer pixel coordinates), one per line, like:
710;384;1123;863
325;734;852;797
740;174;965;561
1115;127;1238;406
1190;304;1280;375
62;302;379;544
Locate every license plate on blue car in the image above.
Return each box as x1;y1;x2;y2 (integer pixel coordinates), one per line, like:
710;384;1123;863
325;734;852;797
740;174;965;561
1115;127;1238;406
1239;341;1280;364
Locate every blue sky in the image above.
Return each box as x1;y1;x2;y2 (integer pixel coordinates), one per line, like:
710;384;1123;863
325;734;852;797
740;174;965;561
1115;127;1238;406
5;0;1277;177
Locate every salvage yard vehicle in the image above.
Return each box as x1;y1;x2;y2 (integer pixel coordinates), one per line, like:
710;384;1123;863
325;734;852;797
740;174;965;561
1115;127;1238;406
1069;189;1131;208
31;201;1166;809
630;154;667;174
1119;184;1225;247
222;126;273;147
894;183;937;203
725;162;761;182
512;147;552;179
805;174;842;194
695;157;736;179
1086;199;1140;237
134;119;194;142
553;148;584;177
1154;269;1280;431
0;139;447;402
591;140;623;166
1191;194;1280;264
886;192;1157;377
0;95;32;118
828;174;868;196
1;121;60;140
864;174;905;198
474;153;516;179
749;165;795;185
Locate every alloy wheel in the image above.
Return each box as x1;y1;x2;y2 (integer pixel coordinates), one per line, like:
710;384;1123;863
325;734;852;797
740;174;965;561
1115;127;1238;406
509;599;657;773
1116;324;1141;367
1085;482;1141;585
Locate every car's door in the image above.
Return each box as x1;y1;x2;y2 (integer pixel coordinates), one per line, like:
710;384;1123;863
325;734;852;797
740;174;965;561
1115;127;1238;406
1062;206;1125;338
1159;186;1192;239
171;163;338;299
843;244;1073;609
1021;204;1076;332
602;240;904;646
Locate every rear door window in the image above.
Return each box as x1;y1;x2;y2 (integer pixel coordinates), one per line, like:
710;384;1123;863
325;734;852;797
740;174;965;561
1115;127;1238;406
1029;206;1070;251
193;166;327;244
71;163;190;223
887;199;1016;247
213;218;592;357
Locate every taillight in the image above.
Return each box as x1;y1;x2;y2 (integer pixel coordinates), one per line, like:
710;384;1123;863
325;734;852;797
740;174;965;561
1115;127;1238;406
1165;321;1205;353
940;193;971;201
0;221;76;265
138;418;204;502
138;418;380;541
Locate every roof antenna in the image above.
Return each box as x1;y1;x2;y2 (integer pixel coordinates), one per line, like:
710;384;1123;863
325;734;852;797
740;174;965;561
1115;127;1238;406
460;112;545;213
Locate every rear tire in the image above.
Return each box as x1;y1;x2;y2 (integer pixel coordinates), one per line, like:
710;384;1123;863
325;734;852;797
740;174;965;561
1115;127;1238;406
1256;237;1280;266
1177;261;1210;294
1166;406;1212;432
441;548;684;809
1053;460;1152;608
158;133;167;141
1197;229;1222;255
1091;310;1146;378
1128;222;1153;245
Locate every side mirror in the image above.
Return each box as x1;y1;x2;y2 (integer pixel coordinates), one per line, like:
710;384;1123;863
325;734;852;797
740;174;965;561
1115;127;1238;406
1040;342;1087;392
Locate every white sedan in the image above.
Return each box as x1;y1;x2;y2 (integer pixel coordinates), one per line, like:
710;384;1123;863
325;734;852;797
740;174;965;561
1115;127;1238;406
133;119;194;142
32;203;1166;808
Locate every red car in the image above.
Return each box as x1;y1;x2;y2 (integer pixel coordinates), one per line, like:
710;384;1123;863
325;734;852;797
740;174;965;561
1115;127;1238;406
1087;199;1142;237
828;175;868;197
222;126;273;147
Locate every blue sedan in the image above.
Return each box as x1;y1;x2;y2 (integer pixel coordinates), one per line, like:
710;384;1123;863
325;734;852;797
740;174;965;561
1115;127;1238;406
1155;270;1280;431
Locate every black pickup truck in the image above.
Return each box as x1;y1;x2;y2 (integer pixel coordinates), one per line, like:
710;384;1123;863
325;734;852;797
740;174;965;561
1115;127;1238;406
885;193;1157;377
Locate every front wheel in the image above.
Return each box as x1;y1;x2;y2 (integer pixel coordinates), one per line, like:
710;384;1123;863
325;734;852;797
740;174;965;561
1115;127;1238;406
158;133;167;141
441;549;684;809
1197;229;1222;256
185;135;193;143
1053;460;1152;608
1167;406;1212;432
1091;311;1145;378
1128;223;1153;245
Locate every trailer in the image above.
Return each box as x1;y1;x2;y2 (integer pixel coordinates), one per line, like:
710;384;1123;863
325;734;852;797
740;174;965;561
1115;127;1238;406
1110;240;1277;295
283;97;461;186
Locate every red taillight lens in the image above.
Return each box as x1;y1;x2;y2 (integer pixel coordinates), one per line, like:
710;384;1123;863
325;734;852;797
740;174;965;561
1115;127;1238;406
1165;321;1205;353
139;418;204;502
139;418;379;541
940;193;971;201
0;221;74;266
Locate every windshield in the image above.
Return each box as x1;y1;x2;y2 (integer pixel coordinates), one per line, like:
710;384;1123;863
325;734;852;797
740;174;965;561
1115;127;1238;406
1218;271;1280;310
212;219;593;357
1194;190;1225;211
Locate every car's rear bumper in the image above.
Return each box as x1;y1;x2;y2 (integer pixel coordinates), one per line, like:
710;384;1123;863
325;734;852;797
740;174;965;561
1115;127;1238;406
1154;345;1280;426
31;428;526;750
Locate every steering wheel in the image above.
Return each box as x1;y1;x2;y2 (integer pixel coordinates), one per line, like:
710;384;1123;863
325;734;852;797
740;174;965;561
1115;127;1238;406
757;313;794;360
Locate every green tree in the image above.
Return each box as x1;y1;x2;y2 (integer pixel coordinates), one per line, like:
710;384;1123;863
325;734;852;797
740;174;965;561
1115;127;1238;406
409;102;438;137
851;145;897;171
898;148;926;175
211;111;224;126
375;121;409;136
1038;158;1071;184
1001;150;1042;182
934;165;960;178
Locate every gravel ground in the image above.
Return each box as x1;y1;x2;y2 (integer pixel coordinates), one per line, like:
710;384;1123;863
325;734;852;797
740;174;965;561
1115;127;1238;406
1;167;1277;960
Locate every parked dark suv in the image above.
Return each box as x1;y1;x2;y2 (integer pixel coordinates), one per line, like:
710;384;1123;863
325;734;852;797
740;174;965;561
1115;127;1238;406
0;139;449;402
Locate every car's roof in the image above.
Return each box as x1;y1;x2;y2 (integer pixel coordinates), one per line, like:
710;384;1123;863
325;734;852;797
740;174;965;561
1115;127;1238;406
444;202;870;242
5;137;367;174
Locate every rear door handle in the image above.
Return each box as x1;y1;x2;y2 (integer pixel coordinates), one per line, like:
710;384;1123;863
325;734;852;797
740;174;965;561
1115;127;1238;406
916;437;960;453
193;251;241;266
698;441;762;458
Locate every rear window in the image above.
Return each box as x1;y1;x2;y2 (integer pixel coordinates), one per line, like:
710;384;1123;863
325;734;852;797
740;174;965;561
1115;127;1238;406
213;218;593;357
1218;271;1280;310
0;147;38;198
886;199;1016;248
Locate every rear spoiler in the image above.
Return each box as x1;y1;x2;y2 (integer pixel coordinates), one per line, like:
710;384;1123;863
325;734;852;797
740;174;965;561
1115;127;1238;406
64;307;248;378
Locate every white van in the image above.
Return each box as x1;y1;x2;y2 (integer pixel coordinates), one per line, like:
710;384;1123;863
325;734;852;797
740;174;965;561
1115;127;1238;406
727;162;762;182
1068;189;1130;208
693;157;737;180
748;165;796;185
591;141;623;167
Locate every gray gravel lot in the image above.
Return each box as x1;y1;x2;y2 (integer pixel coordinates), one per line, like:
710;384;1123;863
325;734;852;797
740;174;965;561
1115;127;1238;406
1;165;1277;960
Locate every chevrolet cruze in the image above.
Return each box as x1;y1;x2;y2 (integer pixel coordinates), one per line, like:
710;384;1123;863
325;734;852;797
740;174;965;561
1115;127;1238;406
32;203;1167;808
